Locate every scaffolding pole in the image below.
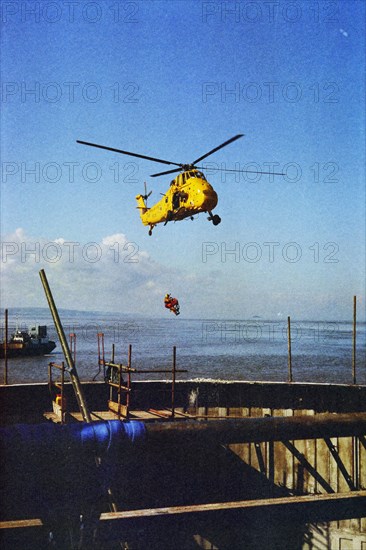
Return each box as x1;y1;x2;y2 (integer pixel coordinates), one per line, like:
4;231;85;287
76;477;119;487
39;269;91;422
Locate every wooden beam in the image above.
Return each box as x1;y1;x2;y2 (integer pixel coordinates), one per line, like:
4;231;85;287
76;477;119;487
146;413;366;444
2;491;366;529
101;491;366;521
0;519;43;529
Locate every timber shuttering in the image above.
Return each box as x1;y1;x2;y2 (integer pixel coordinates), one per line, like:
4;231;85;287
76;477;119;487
0;380;365;549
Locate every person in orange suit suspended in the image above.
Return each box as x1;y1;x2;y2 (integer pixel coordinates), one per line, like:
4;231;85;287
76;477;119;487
164;293;180;315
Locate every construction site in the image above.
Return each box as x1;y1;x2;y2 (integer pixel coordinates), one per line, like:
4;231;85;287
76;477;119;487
0;271;365;549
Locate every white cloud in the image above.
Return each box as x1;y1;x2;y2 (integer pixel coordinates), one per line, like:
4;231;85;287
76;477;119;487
2;229;364;320
0;228;210;315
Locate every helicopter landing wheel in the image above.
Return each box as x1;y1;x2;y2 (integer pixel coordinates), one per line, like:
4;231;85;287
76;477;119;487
191;216;194;221
208;212;221;226
148;229;152;236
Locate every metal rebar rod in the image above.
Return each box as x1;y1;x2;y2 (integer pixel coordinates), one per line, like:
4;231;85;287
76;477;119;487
39;269;91;423
172;346;176;418
105;362;136;372
287;316;292;383
126;344;132;418
352;295;357;384
4;309;8;385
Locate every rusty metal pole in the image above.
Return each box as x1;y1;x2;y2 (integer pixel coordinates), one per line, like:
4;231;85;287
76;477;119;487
352;296;357;385
95;332;105;381
287;316;293;383
100;333;105;379
110;342;115;401
39;269;91;423
4;309;8;385
70;332;76;365
125;345;132;419
61;361;65;425
172;346;176;418
70;333;76;364
48;362;52;392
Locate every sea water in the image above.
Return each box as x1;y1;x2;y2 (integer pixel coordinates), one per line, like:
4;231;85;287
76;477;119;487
1;308;365;385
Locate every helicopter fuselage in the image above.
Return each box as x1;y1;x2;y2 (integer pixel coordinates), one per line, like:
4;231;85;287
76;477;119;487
136;170;218;228
77;135;252;234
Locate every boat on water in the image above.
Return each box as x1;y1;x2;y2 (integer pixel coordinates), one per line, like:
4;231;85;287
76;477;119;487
0;324;56;358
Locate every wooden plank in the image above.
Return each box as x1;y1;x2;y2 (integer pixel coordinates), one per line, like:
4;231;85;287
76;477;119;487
99;490;366;520
249;407;264;472
293;409;311;492
0;519;43;529
206;407;219;418
227;407;241;418
305;410;316;493
148;408;171;418
129;410;167;420
163;408;194;419
337;437;354;494
3;491;365;529
197;406;207;418
360;437;366;532
338;436;356;531
229;407;250;465
108;400;127;417
43;412;62;423
316;434;331;494
272;409;289;488
283;409;294;490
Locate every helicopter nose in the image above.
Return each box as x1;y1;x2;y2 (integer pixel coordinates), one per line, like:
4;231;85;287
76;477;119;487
202;188;218;209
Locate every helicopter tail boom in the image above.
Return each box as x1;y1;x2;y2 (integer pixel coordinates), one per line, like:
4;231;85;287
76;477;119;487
135;194;149;219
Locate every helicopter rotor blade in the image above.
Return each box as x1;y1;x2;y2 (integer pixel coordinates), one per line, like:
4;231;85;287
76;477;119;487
192;134;244;165
196;166;285;176
76;140;182;167
150;167;182;178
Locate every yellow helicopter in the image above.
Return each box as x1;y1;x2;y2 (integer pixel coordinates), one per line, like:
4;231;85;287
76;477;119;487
77;135;284;235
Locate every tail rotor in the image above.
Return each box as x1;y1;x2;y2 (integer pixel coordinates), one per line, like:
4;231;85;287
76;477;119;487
142;182;152;205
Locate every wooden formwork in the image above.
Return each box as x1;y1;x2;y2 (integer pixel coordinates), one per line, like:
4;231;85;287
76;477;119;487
0;380;365;549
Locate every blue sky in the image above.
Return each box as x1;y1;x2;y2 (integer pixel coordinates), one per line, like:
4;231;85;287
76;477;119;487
1;0;365;320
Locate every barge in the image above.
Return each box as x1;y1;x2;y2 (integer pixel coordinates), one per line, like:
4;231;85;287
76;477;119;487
0;324;56;359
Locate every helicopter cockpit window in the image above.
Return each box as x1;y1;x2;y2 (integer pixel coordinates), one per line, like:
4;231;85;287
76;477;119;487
195;171;206;180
